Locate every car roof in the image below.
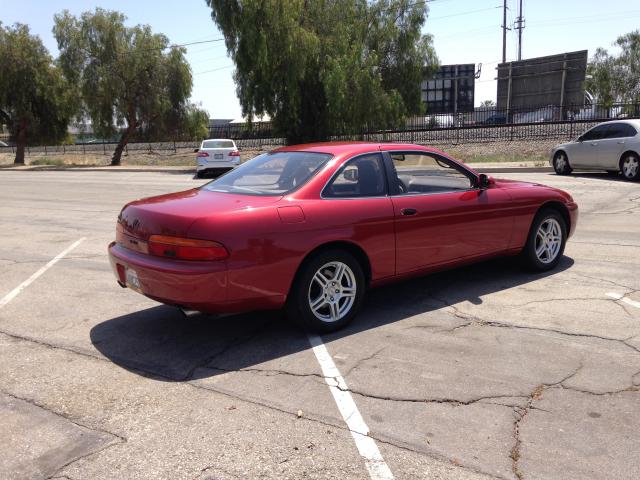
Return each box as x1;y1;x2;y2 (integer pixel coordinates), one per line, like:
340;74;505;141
202;138;235;142
272;141;448;157
597;119;640;128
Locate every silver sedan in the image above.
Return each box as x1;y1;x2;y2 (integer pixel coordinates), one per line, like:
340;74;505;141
550;120;640;180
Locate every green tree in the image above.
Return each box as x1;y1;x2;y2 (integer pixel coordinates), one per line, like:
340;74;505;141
182;104;210;141
480;100;496;108
205;0;437;144
0;23;73;164
587;30;640;106
53;8;193;165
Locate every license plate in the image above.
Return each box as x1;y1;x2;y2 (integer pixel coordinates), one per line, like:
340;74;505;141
126;268;142;292
214;153;224;159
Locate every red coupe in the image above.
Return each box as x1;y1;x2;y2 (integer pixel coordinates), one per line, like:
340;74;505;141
108;142;578;332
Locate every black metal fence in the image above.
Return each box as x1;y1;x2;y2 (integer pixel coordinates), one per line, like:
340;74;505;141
2;102;638;156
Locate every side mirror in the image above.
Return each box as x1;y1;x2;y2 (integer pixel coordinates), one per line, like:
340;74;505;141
478;173;494;189
577;135;584;142
193;148;199;153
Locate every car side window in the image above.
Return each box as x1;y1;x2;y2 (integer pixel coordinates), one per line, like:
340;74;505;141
582;125;609;141
323;153;386;198
390;152;473;195
604;124;626;139
619;124;637;138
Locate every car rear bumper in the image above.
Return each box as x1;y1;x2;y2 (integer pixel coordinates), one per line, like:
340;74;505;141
196;159;240;172
108;242;229;312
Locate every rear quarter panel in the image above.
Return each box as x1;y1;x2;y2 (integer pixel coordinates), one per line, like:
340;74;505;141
186;196;395;307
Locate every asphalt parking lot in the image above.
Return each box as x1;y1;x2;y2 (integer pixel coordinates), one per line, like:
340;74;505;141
1;168;639;480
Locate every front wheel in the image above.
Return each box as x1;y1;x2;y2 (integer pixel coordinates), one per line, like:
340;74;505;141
620;153;640;181
286;250;365;333
553;151;572;175
522;209;567;271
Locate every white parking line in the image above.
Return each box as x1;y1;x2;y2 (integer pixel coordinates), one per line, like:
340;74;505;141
307;333;394;480
607;292;640;309
0;238;86;309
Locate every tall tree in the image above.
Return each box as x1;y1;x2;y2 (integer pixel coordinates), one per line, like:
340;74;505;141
53;9;193;165
587;30;640;106
0;23;73;164
205;0;438;144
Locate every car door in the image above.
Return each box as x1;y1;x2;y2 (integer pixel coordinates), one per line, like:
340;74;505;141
571;124;610;168
384;150;514;274
593;123;638;169
319;152;396;279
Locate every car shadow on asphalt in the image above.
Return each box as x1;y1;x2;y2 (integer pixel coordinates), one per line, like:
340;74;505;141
570;172;631;182
90;256;574;382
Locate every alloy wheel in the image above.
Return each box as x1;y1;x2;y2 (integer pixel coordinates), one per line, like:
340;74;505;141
622;155;639;179
554;153;567;172
308;261;357;323
535;218;562;264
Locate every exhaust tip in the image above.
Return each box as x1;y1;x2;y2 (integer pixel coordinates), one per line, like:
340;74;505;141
179;307;201;318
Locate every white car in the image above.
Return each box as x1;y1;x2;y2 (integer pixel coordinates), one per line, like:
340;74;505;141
195;139;240;177
550;120;640;180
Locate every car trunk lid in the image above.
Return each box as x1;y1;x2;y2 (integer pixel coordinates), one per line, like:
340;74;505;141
117;189;281;249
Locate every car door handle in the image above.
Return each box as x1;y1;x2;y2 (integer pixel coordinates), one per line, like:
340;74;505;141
401;208;417;216
590;142;598;146
617;141;625;144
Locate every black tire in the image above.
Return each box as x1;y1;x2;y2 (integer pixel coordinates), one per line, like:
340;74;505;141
521;208;567;272
552;151;572;175
620;153;640;181
286;249;365;333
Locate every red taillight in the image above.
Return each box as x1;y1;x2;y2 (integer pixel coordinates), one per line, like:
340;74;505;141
197;151;209;157
229;150;240;157
148;235;228;261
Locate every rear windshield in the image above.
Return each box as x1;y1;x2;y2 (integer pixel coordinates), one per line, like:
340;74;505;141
202;140;235;149
202;151;331;196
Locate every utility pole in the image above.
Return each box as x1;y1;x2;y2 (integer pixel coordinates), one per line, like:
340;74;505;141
515;0;525;61
502;0;507;64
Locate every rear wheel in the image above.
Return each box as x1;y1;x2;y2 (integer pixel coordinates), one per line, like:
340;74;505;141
553;151;572;175
522;209;567;271
286;250;365;333
620;153;640;180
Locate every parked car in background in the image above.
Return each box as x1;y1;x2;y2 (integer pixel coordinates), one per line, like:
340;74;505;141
195;138;240;177
551;120;640;180
109;142;578;332
514;106;561;124
480;114;507;125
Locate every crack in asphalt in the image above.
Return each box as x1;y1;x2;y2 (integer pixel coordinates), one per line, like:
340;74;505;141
2;304;640;480
181;318;278;382
0;390;126;480
509;365;583;480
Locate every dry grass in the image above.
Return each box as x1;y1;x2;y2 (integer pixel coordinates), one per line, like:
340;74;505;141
0;139;557;167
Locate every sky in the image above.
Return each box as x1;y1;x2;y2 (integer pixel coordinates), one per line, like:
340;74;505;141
3;0;639;119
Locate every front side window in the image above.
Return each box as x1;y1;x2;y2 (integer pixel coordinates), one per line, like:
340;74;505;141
203;151;331;196
582;125;609;141
323;153;386;198
390;152;473;195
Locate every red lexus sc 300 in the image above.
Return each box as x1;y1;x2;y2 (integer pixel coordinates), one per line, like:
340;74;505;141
109;142;578;332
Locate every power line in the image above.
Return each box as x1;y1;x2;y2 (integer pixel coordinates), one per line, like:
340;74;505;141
429;6;500;21
194;65;234;75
